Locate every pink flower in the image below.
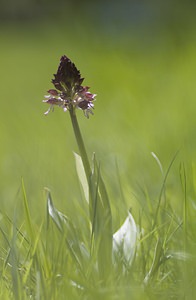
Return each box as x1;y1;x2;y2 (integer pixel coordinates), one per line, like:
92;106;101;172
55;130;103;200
43;56;96;118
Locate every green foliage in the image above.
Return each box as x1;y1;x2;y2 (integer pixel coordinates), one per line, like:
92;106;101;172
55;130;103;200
0;154;195;299
0;19;196;299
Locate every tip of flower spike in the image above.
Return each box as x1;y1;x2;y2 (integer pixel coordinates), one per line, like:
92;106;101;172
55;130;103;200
52;55;83;92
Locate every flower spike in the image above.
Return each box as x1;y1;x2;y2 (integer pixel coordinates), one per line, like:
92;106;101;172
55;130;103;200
43;55;96;117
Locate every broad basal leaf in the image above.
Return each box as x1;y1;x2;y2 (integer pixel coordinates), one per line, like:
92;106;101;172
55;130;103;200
74;152;89;203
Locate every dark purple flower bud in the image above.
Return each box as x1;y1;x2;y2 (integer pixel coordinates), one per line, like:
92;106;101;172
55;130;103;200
44;97;61;105
47;89;58;96
78;100;89;110
52;55;84;94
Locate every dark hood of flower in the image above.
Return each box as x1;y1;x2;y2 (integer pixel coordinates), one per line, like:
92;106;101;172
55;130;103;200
52;55;84;94
43;55;96;117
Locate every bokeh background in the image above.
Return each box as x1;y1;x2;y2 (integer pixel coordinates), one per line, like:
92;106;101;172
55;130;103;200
1;0;196;221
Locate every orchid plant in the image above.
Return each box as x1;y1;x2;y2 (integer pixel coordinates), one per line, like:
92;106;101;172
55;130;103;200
43;55;137;282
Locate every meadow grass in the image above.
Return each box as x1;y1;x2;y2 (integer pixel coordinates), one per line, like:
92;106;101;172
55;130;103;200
0;20;196;299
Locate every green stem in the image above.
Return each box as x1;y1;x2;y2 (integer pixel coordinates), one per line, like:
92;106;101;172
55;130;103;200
69;107;91;180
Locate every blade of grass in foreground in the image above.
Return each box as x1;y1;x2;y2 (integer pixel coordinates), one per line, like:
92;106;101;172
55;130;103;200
89;154;113;281
21;178;34;238
45;189;91;281
152;151;179;231
10;213;22;300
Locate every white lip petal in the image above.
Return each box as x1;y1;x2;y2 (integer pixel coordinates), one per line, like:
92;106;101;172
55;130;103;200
44;109;50;115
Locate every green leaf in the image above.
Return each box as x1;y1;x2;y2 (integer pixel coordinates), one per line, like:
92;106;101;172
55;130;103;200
22;178;34;237
74;152;89;203
89;154;113;280
45;188;68;232
144;238;163;284
45;189;90;277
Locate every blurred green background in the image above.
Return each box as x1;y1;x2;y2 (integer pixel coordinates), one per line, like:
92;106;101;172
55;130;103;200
1;0;196;221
